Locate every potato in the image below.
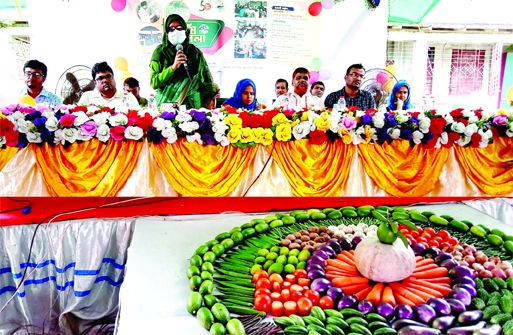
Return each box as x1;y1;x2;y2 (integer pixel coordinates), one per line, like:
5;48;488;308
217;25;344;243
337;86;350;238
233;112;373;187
281;239;291;246
304;245;315;252
293;232;302;239
299;229;309;235
314;236;325;243
289;243;301;249
309;233;319;239
308;241;315;246
300;235;310;242
313;243;322;249
301;241;308;248
286;234;296;241
308;227;320;233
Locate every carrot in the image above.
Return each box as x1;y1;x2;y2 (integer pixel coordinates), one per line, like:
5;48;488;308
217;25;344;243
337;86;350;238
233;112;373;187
388;282;425;305
415;258;435;267
348;250;355;256
336;283;371;294
336;253;356;266
382;286;396;306
354;286;373;300
413;264;438;273
326;259;357;272
411;267;448;279
325;266;359;276
393;291;415;306
403;278;452;295
421;277;452;284
332;276;369;287
401;282;443;298
327;272;361;280
341;250;355;261
415;256;424;262
366;282;385;306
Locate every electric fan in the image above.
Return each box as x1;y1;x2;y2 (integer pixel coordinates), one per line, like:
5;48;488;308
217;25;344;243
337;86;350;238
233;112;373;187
55;65;95;105
360;68;397;108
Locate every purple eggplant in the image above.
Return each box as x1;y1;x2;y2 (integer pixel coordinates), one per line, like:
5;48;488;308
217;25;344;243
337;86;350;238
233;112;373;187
446;298;466;315
306;263;325;273
451;276;476;287
427;298;451;316
376;302;395;319
307;269;326;281
339;237;352;251
452;284;476;297
446;321;485;335
352;236;364;248
310;278;333;295
308;255;327;266
449;265;474;279
337;295;357;309
326;287;344;303
447;287;472;306
456;310;483;325
398;326;442;335
414;304;437;324
326;240;342;254
357;299;374;314
392;319;430;330
412;243;427;256
472;325;502;335
421;247;440;259
317;245;336;258
431;316;455;330
441;259;460;270
395;304;414;320
435;252;453;264
312;249;330;260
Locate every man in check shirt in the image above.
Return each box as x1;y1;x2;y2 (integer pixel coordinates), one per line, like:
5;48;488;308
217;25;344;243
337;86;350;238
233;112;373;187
273;67;324;110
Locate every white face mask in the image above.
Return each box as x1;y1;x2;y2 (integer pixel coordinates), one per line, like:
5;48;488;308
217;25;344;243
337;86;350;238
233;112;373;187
168;30;186;45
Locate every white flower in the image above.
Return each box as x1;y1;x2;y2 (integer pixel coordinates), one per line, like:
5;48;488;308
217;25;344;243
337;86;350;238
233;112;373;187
353;127;365;145
109;113;128;126
212;122;229;134
124;126;144;140
462;110;473;118
162;127;177;144
0;136;5;147
435;109;445;116
419;118;431;133
307;112;320;124
214;132;230;146
292;121;311;140
396;114;409;124
440;132;448;145
329;117;341;133
76;132;92;142
507;124;513;137
292;105;303;113
388;128;401;139
463;123;478;137
16;119;30;133
96;124;110;142
176;112;192;122
179;121;199;133
355;110;365;118
209;113;226;123
372;115;385;128
41;111;55;119
412;130;424;144
26;132;42;143
45;116;60;131
91;112;111;125
152;118;167;131
73;111;89;126
186;132;202;144
444;114;454;124
87;105;100;114
451;122;466;133
468;115;478;123
478;129;490;148
457;135;470;146
54;129;64;144
8;111;24;122
62;128;78;143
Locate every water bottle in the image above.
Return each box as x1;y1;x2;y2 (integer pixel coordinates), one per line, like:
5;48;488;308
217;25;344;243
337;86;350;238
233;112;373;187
430;95;436;110
422;95;428;111
282;96;289;108
148;94;156;110
337;96;346;111
122;93;130;108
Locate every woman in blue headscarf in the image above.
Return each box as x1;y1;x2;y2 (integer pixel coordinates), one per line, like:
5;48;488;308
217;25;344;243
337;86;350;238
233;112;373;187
387;80;414;111
223;78;258;110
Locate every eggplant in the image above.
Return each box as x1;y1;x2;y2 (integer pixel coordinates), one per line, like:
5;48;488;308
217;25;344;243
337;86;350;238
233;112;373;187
441;259;460;270
412;243;427;256
326;287;344;303
395;304;414;320
449;265;474;279
317;245;336;258
312;249;330;260
337;295;357;309
398;326;442;335
326;240;342;254
447;287;472;306
427;298;451;316
376;302;395;319
435;252;453;264
307;269;326;281
451;276;476;287
310;278;333;295
431;316;455;330
352;236;364;248
306;263;325;273
446;298;466;315
339;237;352;251
421;247;441;259
357;299;374;314
452;284;477;297
456;310;483;325
392;319;430;330
472;325;502;335
308;255;327;266
414;304;437;324
446;321;485;335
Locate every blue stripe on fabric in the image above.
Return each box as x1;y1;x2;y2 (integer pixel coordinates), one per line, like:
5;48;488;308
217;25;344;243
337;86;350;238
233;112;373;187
75;269;100;276
0;267;12;275
0;285;16;295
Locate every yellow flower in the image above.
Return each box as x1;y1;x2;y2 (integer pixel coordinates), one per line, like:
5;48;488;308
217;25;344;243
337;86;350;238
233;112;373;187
315;116;331;132
272;113;290;125
240;127;254;143
261;128;274;146
225;114;242;128
363;125;373;144
320;111;330;121
497;109;508;115
227;127;241;143
291;119;299;127
338;128;353;144
275;123;292;141
300;112;310;121
0;113;6;119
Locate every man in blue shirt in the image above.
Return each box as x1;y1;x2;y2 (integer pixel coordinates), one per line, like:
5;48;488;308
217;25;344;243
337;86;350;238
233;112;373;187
20;60;62;107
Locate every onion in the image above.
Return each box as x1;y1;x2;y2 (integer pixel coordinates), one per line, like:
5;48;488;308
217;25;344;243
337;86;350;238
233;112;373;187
452;245;464;253
505;269;513;278
472;263;485;272
499;261;513;270
483;262;496;271
465;245;476;254
491;268;507;279
490;256;501;264
478;269;493;278
463;255;475;265
458;261;469;267
475;254;488;264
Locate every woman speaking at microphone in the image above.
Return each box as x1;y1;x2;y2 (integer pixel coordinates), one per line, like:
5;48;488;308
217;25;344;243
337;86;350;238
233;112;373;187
150;14;217;109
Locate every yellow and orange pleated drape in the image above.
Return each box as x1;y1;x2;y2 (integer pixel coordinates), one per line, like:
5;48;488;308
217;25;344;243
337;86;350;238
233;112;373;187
33;139;143;196
149;139;258;196
0;147;19;171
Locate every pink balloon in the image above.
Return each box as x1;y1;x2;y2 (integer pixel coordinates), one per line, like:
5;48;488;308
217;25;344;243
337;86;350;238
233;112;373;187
376;71;388;84
319;68;331;80
309;71;319;84
321;0;334;10
111;0;126;12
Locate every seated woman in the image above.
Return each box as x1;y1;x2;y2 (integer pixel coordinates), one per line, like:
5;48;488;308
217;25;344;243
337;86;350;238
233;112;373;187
387;80;414;111
223;79;258;110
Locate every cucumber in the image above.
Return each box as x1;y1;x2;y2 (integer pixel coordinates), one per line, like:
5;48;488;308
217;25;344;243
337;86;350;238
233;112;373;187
340;308;364;318
449;220;469;232
505;240;513;253
274;316;296;328
310;306;326;322
421;211;436;217
326;324;345;335
490;313;513;325
226;318;246;335
197;307;215;330
487;234;504;246
187;292;203;315
409;212;428;223
211;303;231;324
283;325;308;334
368;321;390;332
342;209;358;218
493;277;507;289
223;304;265;317
306;324;330;335
324;309;344;319
366;313;387;323
429;215;449;226
210;323;226;335
373;328;398;335
303;316;324;327
346;317;368;326
483;305;501;320
311;212;327;220
490;228;505;237
289;314;306;327
470;225;487;238
471;297;486;310
501;295;513;314
326;317;349;330
349;323;372;335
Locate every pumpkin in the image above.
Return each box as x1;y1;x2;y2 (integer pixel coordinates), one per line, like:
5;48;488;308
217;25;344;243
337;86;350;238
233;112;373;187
354;236;416;282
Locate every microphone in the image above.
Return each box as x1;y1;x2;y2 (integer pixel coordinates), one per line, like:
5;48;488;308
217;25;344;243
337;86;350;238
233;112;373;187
176;44;188;71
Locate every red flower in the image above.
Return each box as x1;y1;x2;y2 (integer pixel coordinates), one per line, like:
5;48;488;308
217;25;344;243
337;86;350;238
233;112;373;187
261;114;272;128
459;118;468;126
0;118;14;136
408;111;420;118
224;105;237;114
424;135;438;149
72;105;88;113
474;108;483;119
137;113;154;131
239;111;251;128
348;106;359;112
249;114;262;128
127;110;139;126
491;127;499;138
470;132;482;148
110;125;126;140
309;129;328;145
365;108;378;115
448;132;461;142
283;109;295;117
0;118;18;147
429;117;446;135
450;108;464;118
59;114;77;127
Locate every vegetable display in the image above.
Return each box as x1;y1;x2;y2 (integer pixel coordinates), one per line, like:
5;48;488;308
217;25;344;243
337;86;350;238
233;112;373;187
185;206;513;335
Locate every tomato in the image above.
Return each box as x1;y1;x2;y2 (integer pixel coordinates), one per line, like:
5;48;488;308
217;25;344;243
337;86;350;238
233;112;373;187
431;236;443;244
424;227;436;237
297;297;313;315
254;294;272;312
293;269;308;279
319;296;334;310
399;228;410;235
440;242;452;251
398;224;409;231
281;289;291;301
417;227;424;233
419;242;429;249
254;288;271;297
283;301;297;316
297;278;310;287
290;290;304;302
445;236;458;246
269;273;284;285
437;229;450;239
256;278;272;290
285;274;296;284
410;230;420;238
252;270;269;283
421;232;432;240
272;281;281;293
403;233;413;240
271;301;283;317
416;236;428;244
303;289;320;306
428;239;440;248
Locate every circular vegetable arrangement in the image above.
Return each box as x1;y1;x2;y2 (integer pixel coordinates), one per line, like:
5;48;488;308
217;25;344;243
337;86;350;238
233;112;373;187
185;206;513;335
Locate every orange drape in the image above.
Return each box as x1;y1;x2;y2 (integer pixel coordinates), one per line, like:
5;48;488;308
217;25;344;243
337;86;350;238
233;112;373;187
0;147;19;171
454;136;513;196
149;139;257;196
268;139;355;197
33;140;143;196
358;140;449;196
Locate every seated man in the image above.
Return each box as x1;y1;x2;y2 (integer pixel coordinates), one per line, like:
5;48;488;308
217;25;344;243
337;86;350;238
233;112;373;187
275;78;288;98
273;68;323;109
124;77;148;108
20;60;62;107
324;64;375;111
79;62;139;109
310;81;325;99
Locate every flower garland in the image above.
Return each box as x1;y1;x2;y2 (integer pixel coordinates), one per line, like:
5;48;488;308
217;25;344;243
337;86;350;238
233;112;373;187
0;103;512;149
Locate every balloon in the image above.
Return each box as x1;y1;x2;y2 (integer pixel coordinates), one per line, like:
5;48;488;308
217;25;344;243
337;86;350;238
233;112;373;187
384;79;394;93
308;2;322;16
319;69;331;80
309;71;319;84
311;58;322;71
17;95;36;106
376;72;389;84
113;57;129;71
121;70;133;82
385;64;396;76
127;0;138;3
507;85;513;102
321;0;334;9
111;0;126;12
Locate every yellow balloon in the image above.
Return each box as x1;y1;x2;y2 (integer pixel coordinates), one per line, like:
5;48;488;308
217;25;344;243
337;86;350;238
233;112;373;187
120;70;133;82
384;79;395;93
507;85;513;101
385;64;397;76
17;95;37;106
113;57;128;71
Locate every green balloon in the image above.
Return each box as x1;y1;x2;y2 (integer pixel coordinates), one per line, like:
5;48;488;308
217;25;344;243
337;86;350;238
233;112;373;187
311;58;322;71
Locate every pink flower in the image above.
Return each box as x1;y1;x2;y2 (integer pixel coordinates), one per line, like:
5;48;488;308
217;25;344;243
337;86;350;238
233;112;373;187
80;121;97;136
110;125;126;140
341;115;357;131
493;114;508;126
59;114;77;127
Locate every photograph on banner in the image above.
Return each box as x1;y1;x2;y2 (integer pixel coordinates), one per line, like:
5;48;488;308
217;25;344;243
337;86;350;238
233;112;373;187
137;1;162;24
235;20;267;39
138;26;162;47
165;1;191;21
234;40;266;59
234;1;267;18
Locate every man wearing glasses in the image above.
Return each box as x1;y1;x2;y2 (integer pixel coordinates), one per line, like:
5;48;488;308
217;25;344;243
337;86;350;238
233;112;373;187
324;64;375;111
21;60;62;107
78;62;140;109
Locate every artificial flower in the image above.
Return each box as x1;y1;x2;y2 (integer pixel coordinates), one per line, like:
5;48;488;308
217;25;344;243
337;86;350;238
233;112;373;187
338;128;352;144
227;127;241;143
272;113;290;125
292;121;310;140
96;124;111;142
275;123;292;141
109;113;128;126
309;129;327;145
224;114;243;128
240;127;255;143
110;125;126;141
124;126;144;140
